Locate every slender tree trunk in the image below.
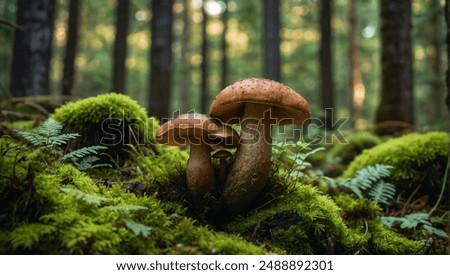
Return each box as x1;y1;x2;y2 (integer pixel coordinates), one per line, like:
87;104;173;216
221;0;229;88
200;3;208;113
375;0;414;133
319;0;334;129
112;0;130;93
149;0;173;120
348;0;365;128
446;0;450;113
426;0;443;122
179;0;192;112
263;0;281;81
62;0;80;96
10;0;56;97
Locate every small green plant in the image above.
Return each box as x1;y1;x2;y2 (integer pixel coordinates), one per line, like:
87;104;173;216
342;164;448;240
381;212;448;239
14;118;110;171
272;140;325;181
340;164;395;205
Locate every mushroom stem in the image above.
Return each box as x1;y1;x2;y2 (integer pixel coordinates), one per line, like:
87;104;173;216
223;103;272;214
187;144;215;201
218;158;227;189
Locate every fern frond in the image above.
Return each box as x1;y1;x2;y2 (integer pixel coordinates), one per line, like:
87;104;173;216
60;187;108;205
15;118;79;147
340;179;364;198
46;133;80;146
341;164;393;200
368;181;396;205
73;156;112;171
14;130;48;146
423;225;448;238
380;212;448;239
123;219;152;237
37;118;63;137
63;145;108;161
399;213;431;229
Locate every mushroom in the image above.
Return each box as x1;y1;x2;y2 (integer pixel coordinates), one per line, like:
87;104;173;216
155;113;239;202
209;78;311;214
212;150;232;189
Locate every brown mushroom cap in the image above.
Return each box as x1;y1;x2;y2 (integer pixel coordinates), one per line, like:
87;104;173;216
155;113;239;148
209;77;311;125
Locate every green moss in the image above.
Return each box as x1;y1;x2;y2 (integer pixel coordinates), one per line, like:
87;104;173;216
51;93;157;163
52;93;148;126
343;132;449;181
367;221;425;254
1;162;264;254
334;193;381;221
227;185;365;254
226;184;423;254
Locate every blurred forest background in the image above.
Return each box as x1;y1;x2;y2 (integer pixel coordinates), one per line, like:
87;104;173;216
0;0;449;132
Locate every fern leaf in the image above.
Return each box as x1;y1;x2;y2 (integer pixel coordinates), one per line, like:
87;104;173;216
60;187;108;205
380;216;400;228
37;118;63;137
47;133;80;146
341;164;394;200
73;156;112;171
15;118;79;147
63;145;108;161
123;219;152;237
399;213;431;229
340;179;364;198
368;181;396;205
14;130;47;146
423;225;448;238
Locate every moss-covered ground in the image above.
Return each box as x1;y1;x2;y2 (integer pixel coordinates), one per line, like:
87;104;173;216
0;94;448;255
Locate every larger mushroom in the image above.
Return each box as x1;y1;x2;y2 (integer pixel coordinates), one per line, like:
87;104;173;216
155;113;239;202
209;78;311;214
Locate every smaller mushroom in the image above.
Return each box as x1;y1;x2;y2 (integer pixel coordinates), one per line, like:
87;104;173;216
155;113;238;202
212;150;232;190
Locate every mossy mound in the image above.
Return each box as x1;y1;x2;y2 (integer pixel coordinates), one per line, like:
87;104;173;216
226;185;423;254
325;131;383;176
51;93;156;164
342;132;449;200
0;160;265;254
343;132;448;180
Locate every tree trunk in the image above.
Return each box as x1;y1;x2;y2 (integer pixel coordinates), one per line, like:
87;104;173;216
447;0;450;113
200;3;209;114
10;0;56;97
263;0;281;81
149;0;173;121
375;0;414;134
179;0;192;113
112;0;130;93
319;0;334;130
348;0;365;128
221;0;229;88
426;0;443;123
62;0;80;96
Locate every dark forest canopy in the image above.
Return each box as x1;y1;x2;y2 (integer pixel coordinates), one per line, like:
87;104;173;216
0;0;448;129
